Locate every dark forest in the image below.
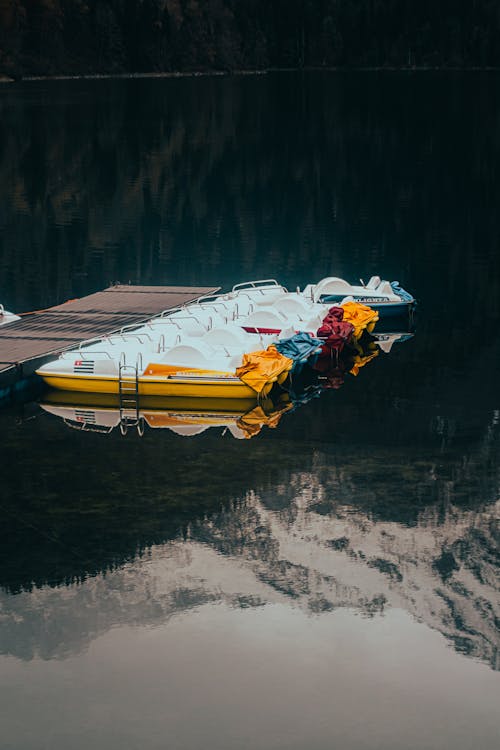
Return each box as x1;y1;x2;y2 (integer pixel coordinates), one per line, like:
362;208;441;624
1;1;500;78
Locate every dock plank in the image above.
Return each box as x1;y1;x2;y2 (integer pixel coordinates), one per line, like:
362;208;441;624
0;285;219;383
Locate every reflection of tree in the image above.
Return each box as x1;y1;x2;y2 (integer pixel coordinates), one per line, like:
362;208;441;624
1;72;500;335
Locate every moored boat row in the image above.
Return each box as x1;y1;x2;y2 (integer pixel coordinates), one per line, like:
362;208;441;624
35;276;415;399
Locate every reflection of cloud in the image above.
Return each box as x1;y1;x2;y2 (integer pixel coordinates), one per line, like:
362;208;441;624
1;477;498;670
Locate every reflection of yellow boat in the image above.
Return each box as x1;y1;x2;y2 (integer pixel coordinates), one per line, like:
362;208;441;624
236;400;293;438
40;391;290;439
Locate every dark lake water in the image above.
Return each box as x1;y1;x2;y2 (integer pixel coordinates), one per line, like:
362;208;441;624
0;71;499;750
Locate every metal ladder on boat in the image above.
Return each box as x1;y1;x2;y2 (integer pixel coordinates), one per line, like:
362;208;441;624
118;362;144;436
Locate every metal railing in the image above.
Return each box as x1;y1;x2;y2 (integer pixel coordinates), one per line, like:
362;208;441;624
63;419;114;434
232;279;287;293
118;362;141;435
60;349;113;360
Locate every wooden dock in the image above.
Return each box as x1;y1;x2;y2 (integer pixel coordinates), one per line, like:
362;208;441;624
0;285;219;389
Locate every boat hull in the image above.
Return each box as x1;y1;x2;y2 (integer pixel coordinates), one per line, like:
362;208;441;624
37;373;257;399
319;295;414;317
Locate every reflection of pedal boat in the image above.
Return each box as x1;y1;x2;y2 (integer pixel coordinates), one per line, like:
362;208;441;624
0;304;20;327
36;277;415;397
40;391;291;439
370;331;414;353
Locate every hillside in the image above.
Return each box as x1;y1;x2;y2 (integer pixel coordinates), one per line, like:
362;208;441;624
1;1;500;78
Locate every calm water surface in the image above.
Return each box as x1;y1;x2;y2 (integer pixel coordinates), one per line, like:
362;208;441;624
0;72;499;750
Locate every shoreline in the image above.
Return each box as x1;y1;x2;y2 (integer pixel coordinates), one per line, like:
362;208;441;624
2;65;500;84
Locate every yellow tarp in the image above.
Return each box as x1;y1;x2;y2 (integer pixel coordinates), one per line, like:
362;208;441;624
341;301;379;339
236;346;293;396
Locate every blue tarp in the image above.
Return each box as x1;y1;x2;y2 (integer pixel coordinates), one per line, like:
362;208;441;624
275;332;323;363
390;281;414;303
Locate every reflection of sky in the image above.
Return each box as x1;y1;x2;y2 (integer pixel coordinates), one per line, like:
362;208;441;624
1;605;499;750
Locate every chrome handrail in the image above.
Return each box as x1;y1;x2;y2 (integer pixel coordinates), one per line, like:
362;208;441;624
159;306;186;318
230;295;255;317
118;356;143;371
63;419;114;434
119;322;146;333
232;279;287;293
147;318;179;327
196;300;230;311
195;293;227;304
119;323;152;339
67;349;113;360
77;335;111;348
115;333;153;344
165;313;209;331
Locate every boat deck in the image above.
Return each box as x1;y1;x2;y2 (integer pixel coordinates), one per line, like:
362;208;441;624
0;285;219;388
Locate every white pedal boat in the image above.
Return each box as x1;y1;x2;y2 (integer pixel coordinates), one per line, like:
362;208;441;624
302;276;415;316
0;304;20;327
36;323;280;398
